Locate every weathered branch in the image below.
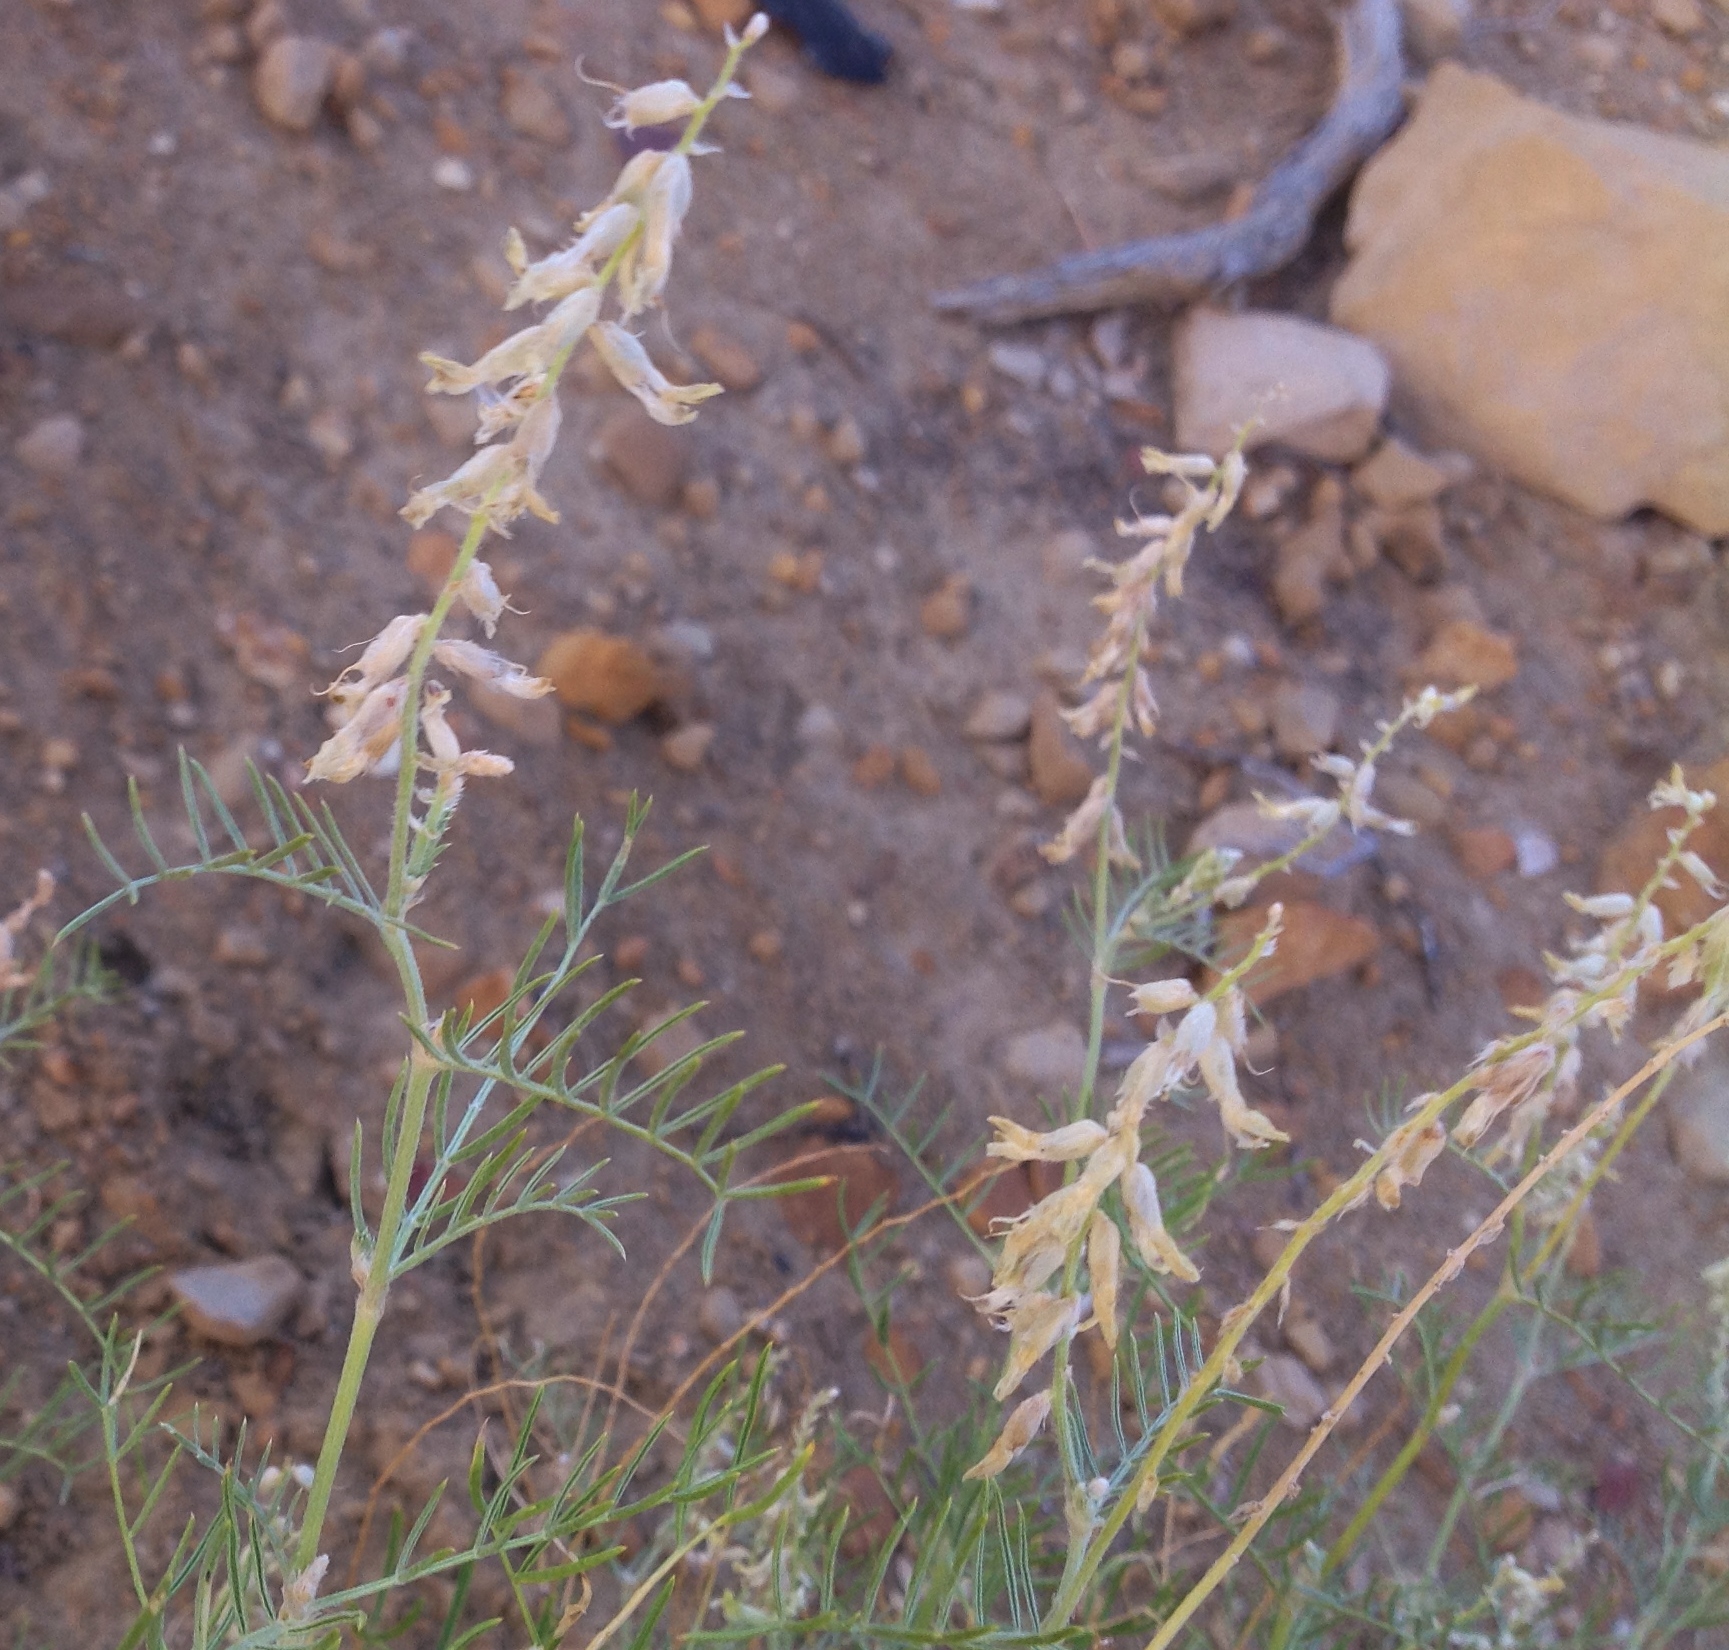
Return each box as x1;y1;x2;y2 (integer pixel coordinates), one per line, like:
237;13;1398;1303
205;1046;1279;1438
931;0;1405;323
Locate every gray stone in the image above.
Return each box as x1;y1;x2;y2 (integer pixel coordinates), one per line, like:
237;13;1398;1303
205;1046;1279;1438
1667;1052;1729;1185
698;1285;744;1344
1271;681;1342;759
1174;308;1389;463
988;342;1047;390
1001;1021;1087;1093
16;414;85;478
253;37;338;132
1255;1351;1329;1429
171;1256;303;1347
964;690;1033;743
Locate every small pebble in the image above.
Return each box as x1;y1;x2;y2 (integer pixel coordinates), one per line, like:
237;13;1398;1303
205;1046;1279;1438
1666;1049;1729;1185
1270;680;1341;758
947;1253;992;1299
900;745;942;796
171;1255;304;1347
537;630;661;723
1284;1315;1336;1374
16;414;85;478
964;689;1032;743
661;722;715;772
597;406;691;507
432;156;473;191
988;341;1046;389
689;324;762;392
1000;1021;1086;1091
253;36;338;131
796;702;844;750
1513;826;1559;878
698;1285;744;1344
920;574;973;640
1027;694;1093;807
1255;1351;1329;1429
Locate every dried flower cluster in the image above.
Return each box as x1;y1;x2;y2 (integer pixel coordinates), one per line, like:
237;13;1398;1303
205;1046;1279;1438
0;870;53;993
1043;447;1244;871
303;20;769;902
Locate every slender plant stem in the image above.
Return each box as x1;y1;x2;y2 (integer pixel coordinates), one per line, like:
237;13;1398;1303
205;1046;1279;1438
1132;1014;1728;1650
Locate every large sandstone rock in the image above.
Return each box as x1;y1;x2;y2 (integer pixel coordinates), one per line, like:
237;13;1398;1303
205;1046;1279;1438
1332;65;1729;534
1173;309;1390;462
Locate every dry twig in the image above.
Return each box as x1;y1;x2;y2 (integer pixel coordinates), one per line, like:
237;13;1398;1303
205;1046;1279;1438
931;0;1404;323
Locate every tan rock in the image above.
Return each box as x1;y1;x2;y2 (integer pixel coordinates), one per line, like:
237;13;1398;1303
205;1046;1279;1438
405;528;459;589
964;689;1032;742
660;722;715;771
1450;825;1516;879
1352;438;1471;510
1399;0;1472;57
1653;0;1704;33
1174;308;1389;463
1333;65;1729;533
1270;679;1341;758
920;574;973;639
596;406;690;507
1213;901;1379;1007
1027;694;1093;807
16;414;84;477
693;0;753;29
253;37;337;131
688;324;763;392
900;745;942;796
1272;476;1348;626
537;630;662;723
1365;501;1447;584
499;67;569;145
1408;619;1518;690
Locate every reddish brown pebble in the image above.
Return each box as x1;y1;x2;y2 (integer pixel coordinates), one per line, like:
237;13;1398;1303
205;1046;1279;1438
596;405;691;508
614;934;650;971
773;1143;899;1255
1451;826;1517;879
565;715;615;751
852;744;896;789
1211;900;1379;1008
675;956;705;989
785;319;821;354
688;323;762;392
919;574;973;640
537;630;661;723
1027;693;1093;807
406;529;459;588
1408;619;1519;691
747;929;783;963
864;1323;924;1387
900;746;942;797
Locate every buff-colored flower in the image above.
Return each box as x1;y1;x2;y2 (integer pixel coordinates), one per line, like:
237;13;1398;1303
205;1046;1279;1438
431;638;553;699
0;870;53;993
620;152;692;317
604;78;704;132
986;1117;1107;1164
1087;1211;1122;1352
1128;978;1199;1018
589;322;722;426
965;1391;1051;1481
306;678;407;783
504;204;639;310
993;1291;1084;1401
1373;1114;1447;1210
1120;1161;1198;1282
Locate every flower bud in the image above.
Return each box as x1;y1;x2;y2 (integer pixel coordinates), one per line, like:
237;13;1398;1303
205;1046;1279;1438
590;322;722;426
1129;978;1197;1017
604;79;701;132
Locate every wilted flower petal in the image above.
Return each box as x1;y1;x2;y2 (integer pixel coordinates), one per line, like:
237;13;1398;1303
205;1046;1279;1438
1197;1037;1288;1150
432;639;552;698
1374;1115;1446;1210
505;204;639;309
0;870;54;994
306;679;407;783
1121;1162;1199;1282
1087;1211;1121;1352
993;1292;1083;1401
589;322;723;427
620;153;692;316
986;1117;1107;1164
457;561;506;635
965;1391;1051;1481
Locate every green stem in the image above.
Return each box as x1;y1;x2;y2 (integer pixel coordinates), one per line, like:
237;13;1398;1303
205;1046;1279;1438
1423;1292;1545;1574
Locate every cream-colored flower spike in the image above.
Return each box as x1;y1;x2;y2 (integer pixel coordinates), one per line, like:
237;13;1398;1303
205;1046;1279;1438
504;204;638;310
1087;1212;1122;1352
